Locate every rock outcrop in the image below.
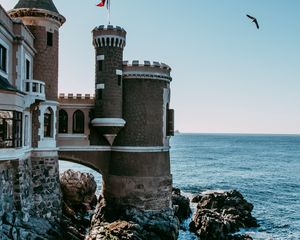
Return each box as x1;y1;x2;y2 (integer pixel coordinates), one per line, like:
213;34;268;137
60;169;98;239
86;197;180;240
189;190;258;240
0;211;62;240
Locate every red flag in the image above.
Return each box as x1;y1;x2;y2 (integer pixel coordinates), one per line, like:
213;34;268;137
97;0;106;7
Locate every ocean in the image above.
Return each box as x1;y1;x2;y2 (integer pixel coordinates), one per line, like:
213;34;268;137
60;134;300;240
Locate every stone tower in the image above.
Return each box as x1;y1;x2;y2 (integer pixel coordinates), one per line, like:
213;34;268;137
91;25;126;145
9;0;65;101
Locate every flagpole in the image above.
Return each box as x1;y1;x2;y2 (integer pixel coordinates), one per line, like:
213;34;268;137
107;0;111;25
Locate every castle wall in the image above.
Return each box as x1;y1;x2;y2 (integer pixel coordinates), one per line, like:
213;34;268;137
0;152;62;224
31;151;62;221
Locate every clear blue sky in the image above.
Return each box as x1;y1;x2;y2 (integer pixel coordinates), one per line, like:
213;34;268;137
2;0;300;134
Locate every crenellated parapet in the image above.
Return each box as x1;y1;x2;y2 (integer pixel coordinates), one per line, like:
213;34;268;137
123;60;172;82
92;25;126;48
58;93;95;105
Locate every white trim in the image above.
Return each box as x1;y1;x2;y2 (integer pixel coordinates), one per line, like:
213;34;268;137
0;148;32;161
96;55;105;60
32;148;59;152
59;146;111;152
58;145;170;153
58;134;87;138
91;118;126;127
112;146;170;152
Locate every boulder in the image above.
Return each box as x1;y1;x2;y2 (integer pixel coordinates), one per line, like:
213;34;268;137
172;187;191;222
60;169;97;211
189;190;258;240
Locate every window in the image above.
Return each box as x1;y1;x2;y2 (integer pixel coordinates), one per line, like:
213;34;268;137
118;75;122;86
44;107;53;137
59;109;68;133
0;44;7;73
73;110;84;134
47;32;53;47
98;60;103;71
0;111;22;148
97;89;103;100
26;59;30;79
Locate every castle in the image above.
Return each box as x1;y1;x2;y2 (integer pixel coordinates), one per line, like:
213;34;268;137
0;0;174;225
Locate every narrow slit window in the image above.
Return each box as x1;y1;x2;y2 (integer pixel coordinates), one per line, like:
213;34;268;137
97;89;103;100
118;75;122;86
26;59;30;79
47;32;53;47
98;60;103;71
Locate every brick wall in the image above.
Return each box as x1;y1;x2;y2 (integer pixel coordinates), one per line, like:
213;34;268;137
27;25;59;101
116;78;168;146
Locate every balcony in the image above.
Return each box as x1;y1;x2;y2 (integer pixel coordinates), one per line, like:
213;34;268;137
23;79;46;107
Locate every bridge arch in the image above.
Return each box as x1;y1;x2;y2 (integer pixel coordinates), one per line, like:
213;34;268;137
58;150;110;175
59;156;103;174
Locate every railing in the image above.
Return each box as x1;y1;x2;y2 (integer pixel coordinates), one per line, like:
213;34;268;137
24;79;45;101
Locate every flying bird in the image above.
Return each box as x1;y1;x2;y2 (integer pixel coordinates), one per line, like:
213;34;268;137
246;14;259;29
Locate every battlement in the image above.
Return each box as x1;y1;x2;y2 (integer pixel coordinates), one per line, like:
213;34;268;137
58;93;95;105
123;60;172;82
93;25;126;48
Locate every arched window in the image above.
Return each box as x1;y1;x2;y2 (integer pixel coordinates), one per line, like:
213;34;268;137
73;110;84;134
59;109;68;133
44;107;53;137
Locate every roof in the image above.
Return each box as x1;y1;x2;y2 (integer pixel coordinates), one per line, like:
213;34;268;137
14;0;59;14
0;75;19;92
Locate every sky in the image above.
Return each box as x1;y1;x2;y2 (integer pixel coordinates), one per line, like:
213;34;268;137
1;0;300;134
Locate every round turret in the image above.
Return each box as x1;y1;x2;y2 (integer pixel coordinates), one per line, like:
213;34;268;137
115;60;173;147
90;25;127;146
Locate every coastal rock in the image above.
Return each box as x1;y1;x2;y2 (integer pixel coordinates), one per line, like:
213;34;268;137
189;190;258;240
86;198;180;240
60;169;97;210
172;187;191;222
60;170;98;239
0;211;62;239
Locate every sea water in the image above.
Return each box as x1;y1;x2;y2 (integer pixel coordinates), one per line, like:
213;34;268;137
60;134;300;240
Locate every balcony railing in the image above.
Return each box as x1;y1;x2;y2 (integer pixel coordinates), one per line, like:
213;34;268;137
24;79;45;101
23;79;46;107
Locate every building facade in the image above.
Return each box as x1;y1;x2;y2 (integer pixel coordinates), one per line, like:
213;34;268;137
0;0;174;225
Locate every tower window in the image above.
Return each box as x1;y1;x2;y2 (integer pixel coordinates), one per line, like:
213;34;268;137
25;59;30;79
0;44;7;73
59;109;68;133
97;89;103;100
44;107;53;137
47;32;53;46
118;75;122;86
73;110;84;134
98;60;103;71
